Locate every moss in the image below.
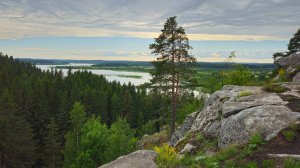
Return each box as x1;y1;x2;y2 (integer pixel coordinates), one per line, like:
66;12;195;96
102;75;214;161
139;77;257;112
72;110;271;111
237;91;253;98
262;83;289;93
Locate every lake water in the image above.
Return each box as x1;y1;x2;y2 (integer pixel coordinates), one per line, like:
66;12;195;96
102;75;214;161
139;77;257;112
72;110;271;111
36;64;152;86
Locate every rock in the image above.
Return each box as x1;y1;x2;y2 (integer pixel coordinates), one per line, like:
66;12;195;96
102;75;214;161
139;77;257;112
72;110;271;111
277;53;300;67
179;143;196;154
219;105;300;147
170;112;198;146
171;83;300;148
286;66;298;77
293;72;300;83
137;131;168;149
99;150;157;168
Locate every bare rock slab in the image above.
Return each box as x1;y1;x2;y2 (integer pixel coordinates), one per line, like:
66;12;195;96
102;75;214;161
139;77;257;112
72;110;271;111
99;150;157;168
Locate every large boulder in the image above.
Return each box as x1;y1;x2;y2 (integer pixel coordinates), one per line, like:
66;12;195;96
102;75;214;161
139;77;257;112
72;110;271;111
99;150;157;168
277;53;300;67
172;84;300;148
293;72;300;83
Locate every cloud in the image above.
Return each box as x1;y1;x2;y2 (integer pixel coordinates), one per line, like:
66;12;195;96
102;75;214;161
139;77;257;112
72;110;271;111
0;0;299;40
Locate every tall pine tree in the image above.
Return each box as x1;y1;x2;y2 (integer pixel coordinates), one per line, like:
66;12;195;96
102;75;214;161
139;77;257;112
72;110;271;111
149;16;196;136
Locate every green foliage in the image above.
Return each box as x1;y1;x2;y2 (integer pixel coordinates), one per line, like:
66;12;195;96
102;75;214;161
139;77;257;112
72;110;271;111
287;28;300;55
74;117;109;168
44;115;62;168
263;83;289;93
246;161;258;168
225;65;253;86
217;145;239;161
0;53;200;167
283;130;296;141
154;144;178;168
63;102;87;168
283;157;300;168
107;118;138;162
262;159;275;168
247;133;264;155
0;89;37;168
177;101;200;124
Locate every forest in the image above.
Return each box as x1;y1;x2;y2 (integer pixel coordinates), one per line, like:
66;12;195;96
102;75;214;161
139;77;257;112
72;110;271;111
0;53;200;167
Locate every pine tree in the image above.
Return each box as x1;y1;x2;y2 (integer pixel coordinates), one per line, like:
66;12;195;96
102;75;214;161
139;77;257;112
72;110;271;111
149;16;196;136
288;28;300;55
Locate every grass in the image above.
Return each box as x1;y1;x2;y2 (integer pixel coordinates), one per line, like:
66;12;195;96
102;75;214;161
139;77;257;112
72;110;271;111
262;159;275;168
283;130;296;141
283;157;300;168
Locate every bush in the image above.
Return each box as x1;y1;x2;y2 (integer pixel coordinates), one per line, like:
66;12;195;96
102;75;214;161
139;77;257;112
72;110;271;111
283;157;300;168
154;144;178;168
283;130;296;141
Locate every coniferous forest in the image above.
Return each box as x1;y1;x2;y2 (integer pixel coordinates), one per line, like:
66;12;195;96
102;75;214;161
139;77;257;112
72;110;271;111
0;53;199;168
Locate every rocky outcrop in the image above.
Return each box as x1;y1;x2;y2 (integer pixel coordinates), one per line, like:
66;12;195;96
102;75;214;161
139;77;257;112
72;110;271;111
277;53;300;68
277;53;300;82
170;112;197;146
172;84;300;148
99;150;157;168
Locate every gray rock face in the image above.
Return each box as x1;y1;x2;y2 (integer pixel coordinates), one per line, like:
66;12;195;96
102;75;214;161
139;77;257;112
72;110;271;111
170;112;197;146
293;72;300;83
172;84;300;148
179;143;196;154
219;105;300;147
277;53;300;67
99;150;157;168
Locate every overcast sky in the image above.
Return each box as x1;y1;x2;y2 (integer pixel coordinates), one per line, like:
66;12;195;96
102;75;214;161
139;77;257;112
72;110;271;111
0;0;299;62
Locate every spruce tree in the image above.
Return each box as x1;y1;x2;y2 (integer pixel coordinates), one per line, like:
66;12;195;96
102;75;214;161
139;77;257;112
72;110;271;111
44;115;61;168
0;89;36;168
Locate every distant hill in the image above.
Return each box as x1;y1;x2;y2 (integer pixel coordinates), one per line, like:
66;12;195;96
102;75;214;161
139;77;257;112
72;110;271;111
20;58;275;70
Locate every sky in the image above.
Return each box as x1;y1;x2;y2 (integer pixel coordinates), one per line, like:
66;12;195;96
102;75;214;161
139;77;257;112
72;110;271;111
0;0;299;63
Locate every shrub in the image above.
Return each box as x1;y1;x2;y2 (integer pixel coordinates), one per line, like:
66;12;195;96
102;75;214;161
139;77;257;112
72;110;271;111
283;130;296;142
262;159;275;168
237;91;253;98
154;144;177;168
262;83;289;93
283;157;300;168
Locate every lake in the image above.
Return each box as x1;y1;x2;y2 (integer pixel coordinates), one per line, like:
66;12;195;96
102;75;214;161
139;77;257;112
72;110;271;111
36;64;152;86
